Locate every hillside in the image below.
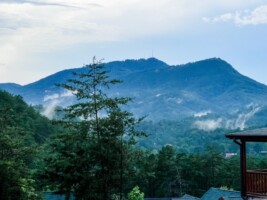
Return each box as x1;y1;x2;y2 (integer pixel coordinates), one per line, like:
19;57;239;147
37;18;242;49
0;90;57;199
0;90;55;143
1;57;267;122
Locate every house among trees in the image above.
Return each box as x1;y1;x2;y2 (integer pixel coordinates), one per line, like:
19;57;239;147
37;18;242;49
226;127;267;199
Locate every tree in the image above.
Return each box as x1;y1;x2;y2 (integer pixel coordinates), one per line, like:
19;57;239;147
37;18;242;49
128;186;144;200
42;58;145;200
201;146;224;190
154;145;181;197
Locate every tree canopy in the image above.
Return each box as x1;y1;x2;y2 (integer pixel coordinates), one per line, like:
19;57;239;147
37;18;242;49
0;90;56;199
41;58;146;200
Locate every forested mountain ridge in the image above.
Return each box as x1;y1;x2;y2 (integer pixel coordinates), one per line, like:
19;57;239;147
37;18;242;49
0;90;55;143
1;57;267;122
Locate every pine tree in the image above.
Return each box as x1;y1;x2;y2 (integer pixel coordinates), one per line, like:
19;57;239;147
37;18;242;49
42;58;145;199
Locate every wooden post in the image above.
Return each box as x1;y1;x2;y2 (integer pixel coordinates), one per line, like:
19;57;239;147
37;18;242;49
240;140;247;199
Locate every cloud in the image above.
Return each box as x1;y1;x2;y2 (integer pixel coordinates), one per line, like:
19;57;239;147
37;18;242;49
42;90;74;119
225;104;261;130
41;99;60;119
0;0;101;8
203;5;267;26
44;90;73;101
0;0;28;3
194;104;261;131
194;118;223;131
0;0;115;83
0;0;188;48
194;110;212;118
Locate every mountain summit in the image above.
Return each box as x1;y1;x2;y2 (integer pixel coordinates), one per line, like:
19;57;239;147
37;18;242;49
1;57;267;120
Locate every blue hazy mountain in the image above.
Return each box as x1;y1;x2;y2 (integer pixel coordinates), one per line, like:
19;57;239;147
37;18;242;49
1;57;267;121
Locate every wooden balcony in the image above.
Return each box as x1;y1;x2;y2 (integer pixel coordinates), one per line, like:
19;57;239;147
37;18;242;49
226;128;267;199
247;170;267;197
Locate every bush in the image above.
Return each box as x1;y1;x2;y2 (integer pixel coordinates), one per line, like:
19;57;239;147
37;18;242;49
128;186;144;200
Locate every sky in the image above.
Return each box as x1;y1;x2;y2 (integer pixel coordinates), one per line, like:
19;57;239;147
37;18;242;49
1;0;267;85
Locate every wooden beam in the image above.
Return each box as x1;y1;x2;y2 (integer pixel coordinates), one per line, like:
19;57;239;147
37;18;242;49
240;140;247;199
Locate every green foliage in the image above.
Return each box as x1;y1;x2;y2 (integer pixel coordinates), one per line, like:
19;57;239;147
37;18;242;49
138;120;240;153
0;90;55;143
2;86;267;200
154;145;180;197
41;58;145;200
125;145;267;198
0;90;55;199
128;186;144;200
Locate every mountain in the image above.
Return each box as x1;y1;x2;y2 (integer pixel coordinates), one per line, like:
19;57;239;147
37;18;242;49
1;57;267;122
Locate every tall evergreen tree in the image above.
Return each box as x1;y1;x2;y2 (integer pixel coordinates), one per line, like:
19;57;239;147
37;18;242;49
154;145;180;197
42;58;145;200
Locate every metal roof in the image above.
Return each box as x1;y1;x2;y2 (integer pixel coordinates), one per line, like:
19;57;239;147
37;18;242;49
201;188;241;200
144;195;200;200
44;193;75;200
225;127;267;142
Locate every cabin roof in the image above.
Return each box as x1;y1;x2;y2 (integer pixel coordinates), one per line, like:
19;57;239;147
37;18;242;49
180;194;200;200
200;187;241;200
225;127;267;142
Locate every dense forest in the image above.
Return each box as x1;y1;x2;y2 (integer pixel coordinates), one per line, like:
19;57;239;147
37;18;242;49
0;90;56;199
137;120;267;154
1;60;267;200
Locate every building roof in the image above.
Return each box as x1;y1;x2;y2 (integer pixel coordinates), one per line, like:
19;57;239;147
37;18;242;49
144;195;199;200
145;198;178;200
225;127;267;142
179;194;200;199
201;187;241;200
144;198;173;200
44;192;75;200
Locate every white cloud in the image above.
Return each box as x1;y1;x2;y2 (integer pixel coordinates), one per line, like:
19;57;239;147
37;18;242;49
0;0;189;52
194;110;212;118
194;104;261;131
0;0;192;84
42;90;74;118
194;118;223;131
43;90;74;102
225;105;261;130
41;99;59;119
203;5;267;26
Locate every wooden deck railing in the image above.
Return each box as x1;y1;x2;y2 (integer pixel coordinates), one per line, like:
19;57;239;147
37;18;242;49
246;170;267;196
